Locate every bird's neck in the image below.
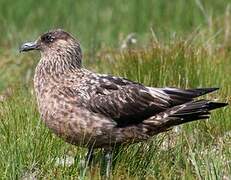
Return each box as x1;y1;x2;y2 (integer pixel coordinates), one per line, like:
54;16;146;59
40;50;82;74
34;55;81;95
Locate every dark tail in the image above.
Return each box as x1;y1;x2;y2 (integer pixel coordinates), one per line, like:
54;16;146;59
143;99;228;134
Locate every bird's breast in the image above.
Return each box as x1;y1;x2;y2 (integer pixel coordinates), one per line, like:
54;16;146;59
33;81;117;146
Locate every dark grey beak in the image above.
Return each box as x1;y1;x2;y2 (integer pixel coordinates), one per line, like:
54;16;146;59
19;41;39;52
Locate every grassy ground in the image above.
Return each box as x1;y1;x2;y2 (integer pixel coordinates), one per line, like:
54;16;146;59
0;0;230;179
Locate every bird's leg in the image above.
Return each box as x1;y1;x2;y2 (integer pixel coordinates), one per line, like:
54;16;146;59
85;146;94;167
101;148;113;178
79;146;95;178
105;150;112;178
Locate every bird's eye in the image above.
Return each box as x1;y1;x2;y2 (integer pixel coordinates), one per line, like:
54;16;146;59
42;34;54;43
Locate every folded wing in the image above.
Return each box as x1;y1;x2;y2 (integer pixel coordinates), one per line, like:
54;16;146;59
86;74;219;127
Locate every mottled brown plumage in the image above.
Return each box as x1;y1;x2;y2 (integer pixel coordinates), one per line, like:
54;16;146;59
20;29;227;169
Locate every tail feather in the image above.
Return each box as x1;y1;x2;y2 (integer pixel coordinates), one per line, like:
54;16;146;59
172;100;227;116
144;99;228;134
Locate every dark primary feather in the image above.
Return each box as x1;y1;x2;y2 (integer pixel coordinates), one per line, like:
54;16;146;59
85;74;220;127
160;87;219;105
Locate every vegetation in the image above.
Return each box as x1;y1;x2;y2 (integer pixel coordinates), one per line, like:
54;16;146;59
0;0;230;179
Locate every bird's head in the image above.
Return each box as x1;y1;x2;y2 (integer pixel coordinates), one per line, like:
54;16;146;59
20;29;82;70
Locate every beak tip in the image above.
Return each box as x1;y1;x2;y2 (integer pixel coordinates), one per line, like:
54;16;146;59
19;41;39;53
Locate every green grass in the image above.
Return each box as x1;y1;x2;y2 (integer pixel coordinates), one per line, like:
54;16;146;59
0;0;230;49
0;0;230;179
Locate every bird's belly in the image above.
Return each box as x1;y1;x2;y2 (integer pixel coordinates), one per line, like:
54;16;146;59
37;99;118;147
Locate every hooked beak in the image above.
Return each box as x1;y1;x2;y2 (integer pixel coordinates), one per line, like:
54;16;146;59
19;41;40;52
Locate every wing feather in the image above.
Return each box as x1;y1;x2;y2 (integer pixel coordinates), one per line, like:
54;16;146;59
77;73;219;127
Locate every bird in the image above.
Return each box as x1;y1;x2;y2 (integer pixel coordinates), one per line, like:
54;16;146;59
19;29;227;176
